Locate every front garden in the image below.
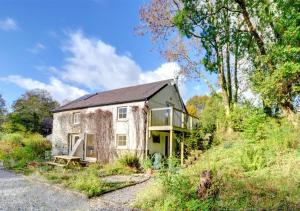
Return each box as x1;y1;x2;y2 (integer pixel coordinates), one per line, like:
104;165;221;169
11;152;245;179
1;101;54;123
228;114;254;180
0;132;151;198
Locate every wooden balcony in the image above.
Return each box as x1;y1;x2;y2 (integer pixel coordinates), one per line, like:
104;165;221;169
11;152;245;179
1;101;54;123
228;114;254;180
148;107;199;132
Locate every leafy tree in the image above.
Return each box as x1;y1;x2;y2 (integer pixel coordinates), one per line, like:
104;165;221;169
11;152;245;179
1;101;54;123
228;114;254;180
8;89;59;135
140;0;300;121
186;95;210;117
139;0;248;115
0;94;7;126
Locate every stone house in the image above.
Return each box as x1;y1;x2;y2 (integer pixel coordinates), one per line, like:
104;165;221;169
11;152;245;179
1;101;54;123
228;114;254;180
51;79;198;163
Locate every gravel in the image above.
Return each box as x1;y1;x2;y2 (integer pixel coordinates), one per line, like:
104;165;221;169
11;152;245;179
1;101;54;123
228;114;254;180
0;166;152;211
89;179;152;210
0;166;89;211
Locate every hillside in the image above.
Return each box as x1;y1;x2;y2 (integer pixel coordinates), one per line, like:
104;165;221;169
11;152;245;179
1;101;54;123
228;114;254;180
135;118;300;210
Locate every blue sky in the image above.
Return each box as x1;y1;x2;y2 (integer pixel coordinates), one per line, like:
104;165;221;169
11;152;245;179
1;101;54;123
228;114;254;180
0;0;217;108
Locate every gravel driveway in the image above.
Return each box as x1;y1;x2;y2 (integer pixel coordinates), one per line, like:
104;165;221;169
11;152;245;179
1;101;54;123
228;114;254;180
0;166;150;211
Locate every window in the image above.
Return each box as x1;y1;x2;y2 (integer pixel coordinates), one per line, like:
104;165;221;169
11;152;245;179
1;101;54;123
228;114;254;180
73;112;80;124
153;135;160;143
117;107;127;120
116;134;127;147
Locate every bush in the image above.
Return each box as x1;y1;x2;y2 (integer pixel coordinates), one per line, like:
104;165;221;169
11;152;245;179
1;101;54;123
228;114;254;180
22;134;52;158
137;115;300;210
1;133;23;145
0;133;52;170
100;161;137;176
70;173;102;197
240;145;267;171
118;153;140;169
229;105;266;136
141;157;152;170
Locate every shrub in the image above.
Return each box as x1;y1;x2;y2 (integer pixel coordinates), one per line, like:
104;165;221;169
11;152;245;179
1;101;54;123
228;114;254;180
118;153;140;169
22;134;52;158
0;133;52;170
141;157;152;170
100;161;137;176
240;145;267;171
137;114;300;210
69;173;102;197
1;133;23;145
229;106;267;138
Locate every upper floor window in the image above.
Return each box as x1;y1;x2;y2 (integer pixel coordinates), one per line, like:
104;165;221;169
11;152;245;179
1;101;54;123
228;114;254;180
73;112;81;124
117;107;127;120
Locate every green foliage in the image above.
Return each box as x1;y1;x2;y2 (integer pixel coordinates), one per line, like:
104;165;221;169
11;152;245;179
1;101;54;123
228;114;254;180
136;115;300;210
141;157;152;170
251;0;300;112
186;95;210;117
117;153;140;169
36;163;137;198
198;94;225;134
0;133;51;170
100;161;137;176
1;120;26;134
229;105;267;140
7;89;59;135
186;94;226;151
240;145;267;171
69;173;102;197
0;94;6;127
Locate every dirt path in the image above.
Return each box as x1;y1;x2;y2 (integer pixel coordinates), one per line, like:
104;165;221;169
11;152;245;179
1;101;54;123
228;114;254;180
0;166;150;211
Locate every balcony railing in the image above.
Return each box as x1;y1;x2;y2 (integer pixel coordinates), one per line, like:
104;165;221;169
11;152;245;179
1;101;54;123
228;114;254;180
149;107;198;131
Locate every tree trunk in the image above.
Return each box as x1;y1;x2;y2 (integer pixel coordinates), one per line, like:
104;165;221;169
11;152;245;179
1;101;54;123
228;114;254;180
215;42;230;115
282;102;298;126
235;0;267;56
225;9;232;105
233;37;239;103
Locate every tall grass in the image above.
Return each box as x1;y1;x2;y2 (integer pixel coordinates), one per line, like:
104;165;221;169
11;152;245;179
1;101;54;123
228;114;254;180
135;117;300;210
0;133;51;170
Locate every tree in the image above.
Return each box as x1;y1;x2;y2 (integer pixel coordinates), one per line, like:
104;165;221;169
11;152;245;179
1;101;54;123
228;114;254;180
140;0;300;121
0;94;7;126
186;95;210;117
9;89;59;135
139;0;247;115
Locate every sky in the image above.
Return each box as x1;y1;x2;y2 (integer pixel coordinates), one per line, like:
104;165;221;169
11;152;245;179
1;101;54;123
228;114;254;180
0;0;217;108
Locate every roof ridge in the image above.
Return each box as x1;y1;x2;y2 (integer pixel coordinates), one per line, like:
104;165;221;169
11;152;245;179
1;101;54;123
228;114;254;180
95;79;173;95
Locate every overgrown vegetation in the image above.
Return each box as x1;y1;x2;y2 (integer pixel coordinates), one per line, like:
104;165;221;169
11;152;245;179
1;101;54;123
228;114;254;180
8;153;141;198
0;132;51;171
135;110;300;210
35;162;138;198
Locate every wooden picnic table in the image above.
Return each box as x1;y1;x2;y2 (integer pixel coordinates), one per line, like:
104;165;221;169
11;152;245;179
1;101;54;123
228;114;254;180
46;155;81;167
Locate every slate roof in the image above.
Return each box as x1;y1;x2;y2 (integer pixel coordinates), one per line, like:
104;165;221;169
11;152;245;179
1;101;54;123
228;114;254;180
53;79;173;112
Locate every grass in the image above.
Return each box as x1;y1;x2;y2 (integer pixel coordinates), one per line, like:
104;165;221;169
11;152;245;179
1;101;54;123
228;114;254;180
135;119;300;210
32;159;141;198
0;135;142;198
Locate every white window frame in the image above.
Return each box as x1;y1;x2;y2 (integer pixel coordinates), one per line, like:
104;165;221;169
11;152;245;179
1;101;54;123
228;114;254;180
73;112;81;124
116;134;127;149
117;107;128;120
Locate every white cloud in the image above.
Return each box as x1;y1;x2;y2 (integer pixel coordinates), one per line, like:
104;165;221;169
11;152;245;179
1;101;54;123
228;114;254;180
0;17;19;31
27;43;46;53
57;31;184;92
3;31;187;104
0;75;88;103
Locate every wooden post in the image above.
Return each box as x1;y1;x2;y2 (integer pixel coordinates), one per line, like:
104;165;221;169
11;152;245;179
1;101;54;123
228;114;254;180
83;132;87;161
181;112;184;128
169;106;173;157
145;112;150;159
181;133;184;166
169;130;173;157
